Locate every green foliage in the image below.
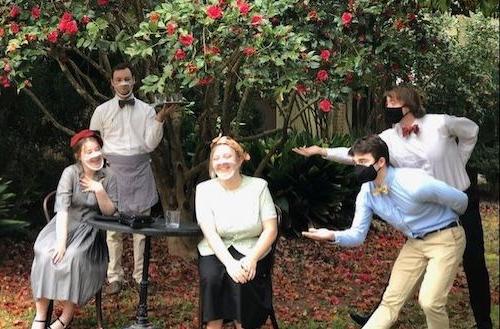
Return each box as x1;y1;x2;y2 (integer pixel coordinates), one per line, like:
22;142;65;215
0;178;15;220
245;132;359;235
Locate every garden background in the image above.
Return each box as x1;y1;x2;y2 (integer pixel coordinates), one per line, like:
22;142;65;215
0;0;498;328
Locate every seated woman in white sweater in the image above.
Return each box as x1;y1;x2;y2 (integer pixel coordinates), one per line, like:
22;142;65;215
196;135;278;329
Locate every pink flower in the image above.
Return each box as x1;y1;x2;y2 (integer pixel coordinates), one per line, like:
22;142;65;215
59;20;78;35
3;63;12;73
319;99;332;113
316;69;328;82
81;15;91;25
31;6;41;20
10;5;21;18
174;48;186;60
0;75;11;89
10;23;20;35
251;15;263;26
295;84;308;95
341;12;353;27
238;2;251;15
242;47;256;57
206;5;223;19
320;50;331;61
47;31;59;43
166;22;177;36
198;76;214;86
97;0;109;6
179;33;194;47
307;10;318;21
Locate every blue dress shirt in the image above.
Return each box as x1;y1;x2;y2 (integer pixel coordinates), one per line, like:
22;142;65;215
333;166;468;247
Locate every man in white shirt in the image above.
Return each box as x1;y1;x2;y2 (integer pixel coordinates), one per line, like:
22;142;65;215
293;86;492;329
90;63;177;294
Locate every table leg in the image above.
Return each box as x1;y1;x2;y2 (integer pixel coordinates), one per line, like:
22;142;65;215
124;236;154;329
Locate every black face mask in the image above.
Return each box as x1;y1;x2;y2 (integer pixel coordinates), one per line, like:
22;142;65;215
384;107;405;125
354;164;378;184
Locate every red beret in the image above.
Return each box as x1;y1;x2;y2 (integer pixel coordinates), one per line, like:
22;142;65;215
70;129;103;148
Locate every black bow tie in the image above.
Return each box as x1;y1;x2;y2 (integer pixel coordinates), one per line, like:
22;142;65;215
118;98;135;108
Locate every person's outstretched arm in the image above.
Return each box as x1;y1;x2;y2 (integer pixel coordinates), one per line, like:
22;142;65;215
292;145;354;165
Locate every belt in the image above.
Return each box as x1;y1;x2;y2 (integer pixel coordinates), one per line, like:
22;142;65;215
416;221;459;240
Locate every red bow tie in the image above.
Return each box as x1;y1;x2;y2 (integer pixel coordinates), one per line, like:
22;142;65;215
402;124;419;137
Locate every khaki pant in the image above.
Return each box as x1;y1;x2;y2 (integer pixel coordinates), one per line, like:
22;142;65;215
364;226;466;329
106;209;149;284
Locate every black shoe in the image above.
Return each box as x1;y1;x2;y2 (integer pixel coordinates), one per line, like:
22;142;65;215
349;312;370;326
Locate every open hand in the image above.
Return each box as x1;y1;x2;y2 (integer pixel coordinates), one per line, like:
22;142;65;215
225;259;248;284
302;227;335;241
156;104;180;122
52;245;66;264
80;176;104;193
292;145;324;157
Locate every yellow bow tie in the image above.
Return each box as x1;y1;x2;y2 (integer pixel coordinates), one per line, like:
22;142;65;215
372;185;389;196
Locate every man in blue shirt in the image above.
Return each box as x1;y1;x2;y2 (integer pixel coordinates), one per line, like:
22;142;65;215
303;135;467;329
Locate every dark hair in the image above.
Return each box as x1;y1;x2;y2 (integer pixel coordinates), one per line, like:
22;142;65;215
112;62;134;79
348;134;390;164
384;86;426;118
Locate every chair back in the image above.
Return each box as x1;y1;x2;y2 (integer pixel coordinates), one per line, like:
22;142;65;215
43;190;57;223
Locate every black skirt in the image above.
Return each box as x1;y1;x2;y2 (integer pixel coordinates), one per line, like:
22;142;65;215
198;246;274;329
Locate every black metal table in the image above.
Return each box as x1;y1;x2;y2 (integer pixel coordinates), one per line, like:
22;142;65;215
88;216;202;329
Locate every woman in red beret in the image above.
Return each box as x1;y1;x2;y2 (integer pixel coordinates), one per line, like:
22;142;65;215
30;129;118;329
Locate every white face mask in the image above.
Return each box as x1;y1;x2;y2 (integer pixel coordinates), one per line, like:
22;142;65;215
82;151;104;171
113;80;134;99
214;159;239;181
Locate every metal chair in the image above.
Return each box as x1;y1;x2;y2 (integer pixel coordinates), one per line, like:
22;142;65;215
42;191;104;329
198;205;282;329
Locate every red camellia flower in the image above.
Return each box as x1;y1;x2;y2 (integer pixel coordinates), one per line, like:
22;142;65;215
31;6;41;20
319;99;332;113
174;48;186;60
10;23;20;35
61;12;73;21
341;12;353;27
81;15;91;25
251;15;263;26
179;33;194;46
47;31;59;43
0;28;5;38
206;5;223;19
316;69;328;82
58;12;79;35
149;12;160;24
3;63;12;73
238;2;251;16
0;75;11;88
166;22;177;36
97;0;109;6
295;84;308;95
320;50;331;61
198;76;214;86
308;10;318;21
242;47;256;57
10;5;21;18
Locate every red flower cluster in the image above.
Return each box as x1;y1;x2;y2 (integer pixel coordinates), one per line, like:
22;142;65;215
31;6;41;20
58;12;79;35
341;12;353;27
174;49;186;60
237;1;251;16
0;75;10;88
10;23;20;35
316;69;328;82
166;22;177;36
10;5;21;18
47;31;59;44
149;12;160;24
319;99;332;113
206;5;223;19
320;50;331;61
179;33;194;46
97;0;109;6
242;47;256;57
251;15;263;26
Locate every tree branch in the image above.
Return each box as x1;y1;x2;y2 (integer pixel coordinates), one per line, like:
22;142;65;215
232;87;252;137
67;58;109;102
56;57;99;108
239;128;281;142
72;48;110;79
21;88;74;136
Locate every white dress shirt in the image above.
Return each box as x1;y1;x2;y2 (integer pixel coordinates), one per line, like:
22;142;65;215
196;175;277;257
90;95;164;156
325;114;479;191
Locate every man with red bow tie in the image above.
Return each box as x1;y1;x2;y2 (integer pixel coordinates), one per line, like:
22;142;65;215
293;86;491;329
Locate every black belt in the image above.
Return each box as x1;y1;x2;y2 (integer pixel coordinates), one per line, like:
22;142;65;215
416;221;459;240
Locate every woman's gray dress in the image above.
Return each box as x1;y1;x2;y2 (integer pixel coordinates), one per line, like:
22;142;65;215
31;164;118;305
